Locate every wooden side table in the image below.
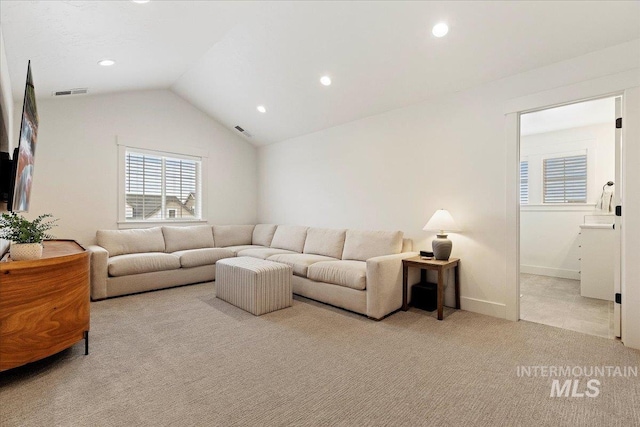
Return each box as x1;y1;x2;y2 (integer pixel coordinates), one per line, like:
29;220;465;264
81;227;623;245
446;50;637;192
402;257;460;320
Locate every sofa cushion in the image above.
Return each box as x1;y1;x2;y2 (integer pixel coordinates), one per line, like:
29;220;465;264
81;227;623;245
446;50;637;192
307;260;367;291
108;253;181;277
303;228;346;259
267;253;338;277
162;225;214;253
342;230;403;261
270;225;308;253
172;248;235;268
402;238;413;253
237;248;297;260
213;225;255;248
0;239;9;258
253;224;278;247
225;245;267;255
97;227;165;257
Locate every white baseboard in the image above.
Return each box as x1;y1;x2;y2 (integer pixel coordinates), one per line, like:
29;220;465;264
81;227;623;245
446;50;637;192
460;296;506;318
520;265;580;280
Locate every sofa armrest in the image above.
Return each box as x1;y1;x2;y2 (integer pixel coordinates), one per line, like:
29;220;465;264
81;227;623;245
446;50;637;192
87;245;109;301
366;252;419;319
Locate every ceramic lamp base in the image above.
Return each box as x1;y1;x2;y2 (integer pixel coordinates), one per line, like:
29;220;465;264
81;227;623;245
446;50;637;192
431;234;452;260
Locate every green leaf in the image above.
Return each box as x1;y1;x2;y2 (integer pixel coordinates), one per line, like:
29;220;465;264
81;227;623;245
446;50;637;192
0;213;58;244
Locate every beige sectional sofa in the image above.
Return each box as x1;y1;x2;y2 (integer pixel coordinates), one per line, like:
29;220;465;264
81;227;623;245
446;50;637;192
88;224;416;319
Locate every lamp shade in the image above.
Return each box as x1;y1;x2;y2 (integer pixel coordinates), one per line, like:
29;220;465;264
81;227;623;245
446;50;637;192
423;209;460;233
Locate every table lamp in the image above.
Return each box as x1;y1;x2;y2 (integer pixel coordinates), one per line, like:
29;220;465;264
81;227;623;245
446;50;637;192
423;209;460;260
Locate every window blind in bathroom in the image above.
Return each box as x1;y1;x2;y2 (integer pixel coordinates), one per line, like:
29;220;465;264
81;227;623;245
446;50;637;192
543;154;587;204
520;160;528;205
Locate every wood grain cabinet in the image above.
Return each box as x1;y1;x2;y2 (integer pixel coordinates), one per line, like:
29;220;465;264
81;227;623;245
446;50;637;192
0;240;90;372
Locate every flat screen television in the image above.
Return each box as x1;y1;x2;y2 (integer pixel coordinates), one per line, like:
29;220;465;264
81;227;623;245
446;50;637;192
2;61;38;212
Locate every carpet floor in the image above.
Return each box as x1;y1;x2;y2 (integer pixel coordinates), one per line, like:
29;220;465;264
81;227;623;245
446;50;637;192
1;282;639;427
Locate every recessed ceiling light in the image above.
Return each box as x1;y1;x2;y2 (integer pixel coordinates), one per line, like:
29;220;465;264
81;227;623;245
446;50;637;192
131;0;150;3
257;105;266;113
98;59;115;66
432;22;449;38
320;76;332;86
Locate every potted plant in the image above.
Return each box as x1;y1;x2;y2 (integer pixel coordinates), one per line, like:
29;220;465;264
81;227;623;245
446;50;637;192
0;212;57;261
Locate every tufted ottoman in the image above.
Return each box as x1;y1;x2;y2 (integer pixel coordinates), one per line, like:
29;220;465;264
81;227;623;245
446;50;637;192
216;257;293;315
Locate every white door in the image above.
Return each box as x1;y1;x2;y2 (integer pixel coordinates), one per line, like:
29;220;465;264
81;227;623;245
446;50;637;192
614;97;622;338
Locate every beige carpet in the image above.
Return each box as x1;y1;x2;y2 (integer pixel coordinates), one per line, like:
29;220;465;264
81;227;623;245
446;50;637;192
1;282;639;427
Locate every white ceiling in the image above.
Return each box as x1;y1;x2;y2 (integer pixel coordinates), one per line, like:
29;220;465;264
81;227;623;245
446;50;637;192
1;1;251;98
520;97;616;136
1;1;639;146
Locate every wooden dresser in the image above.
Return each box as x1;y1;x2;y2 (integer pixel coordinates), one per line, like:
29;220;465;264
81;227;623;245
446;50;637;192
0;240;90;372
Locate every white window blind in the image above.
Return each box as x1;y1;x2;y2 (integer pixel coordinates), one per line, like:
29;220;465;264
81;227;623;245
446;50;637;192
543;154;587;204
125;150;201;221
520;160;529;205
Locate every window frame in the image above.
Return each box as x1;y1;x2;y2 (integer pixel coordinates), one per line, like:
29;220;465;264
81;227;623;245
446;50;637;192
117;140;208;227
520;138;598;210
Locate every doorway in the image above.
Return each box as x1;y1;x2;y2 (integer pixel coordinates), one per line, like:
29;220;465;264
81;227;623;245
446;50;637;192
518;96;621;339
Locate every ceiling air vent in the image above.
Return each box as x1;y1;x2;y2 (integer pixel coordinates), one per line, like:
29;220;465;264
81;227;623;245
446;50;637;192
234;125;252;138
52;88;88;97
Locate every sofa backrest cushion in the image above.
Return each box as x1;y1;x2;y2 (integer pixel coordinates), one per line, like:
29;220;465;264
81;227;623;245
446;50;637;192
213;225;255;248
303;228;346;259
252;224;278;247
97;227;166;257
162;225;214;253
342;229;403;261
402;238;413;253
270;225;308;253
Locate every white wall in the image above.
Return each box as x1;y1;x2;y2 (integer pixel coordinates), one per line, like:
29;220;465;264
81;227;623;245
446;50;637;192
521;123;615;206
258;39;640;319
0;25;14;153
520;123;615;279
520;210;587;280
16;89;257;245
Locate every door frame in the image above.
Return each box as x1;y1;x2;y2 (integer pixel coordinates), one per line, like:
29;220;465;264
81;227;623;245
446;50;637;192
503;69;639;347
509;93;621;327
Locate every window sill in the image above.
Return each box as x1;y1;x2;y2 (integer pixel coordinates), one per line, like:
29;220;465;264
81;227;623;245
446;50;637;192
117;219;208;229
520;204;597;212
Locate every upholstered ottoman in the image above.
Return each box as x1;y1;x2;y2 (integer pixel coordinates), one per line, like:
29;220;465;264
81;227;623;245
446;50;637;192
216;257;293;315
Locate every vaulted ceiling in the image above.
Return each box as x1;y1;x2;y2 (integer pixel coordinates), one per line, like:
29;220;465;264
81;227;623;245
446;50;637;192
2;1;639;145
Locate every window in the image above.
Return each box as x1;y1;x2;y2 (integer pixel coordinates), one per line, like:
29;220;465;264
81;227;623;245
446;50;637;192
124;150;201;221
520;160;529;205
543;154;587;203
